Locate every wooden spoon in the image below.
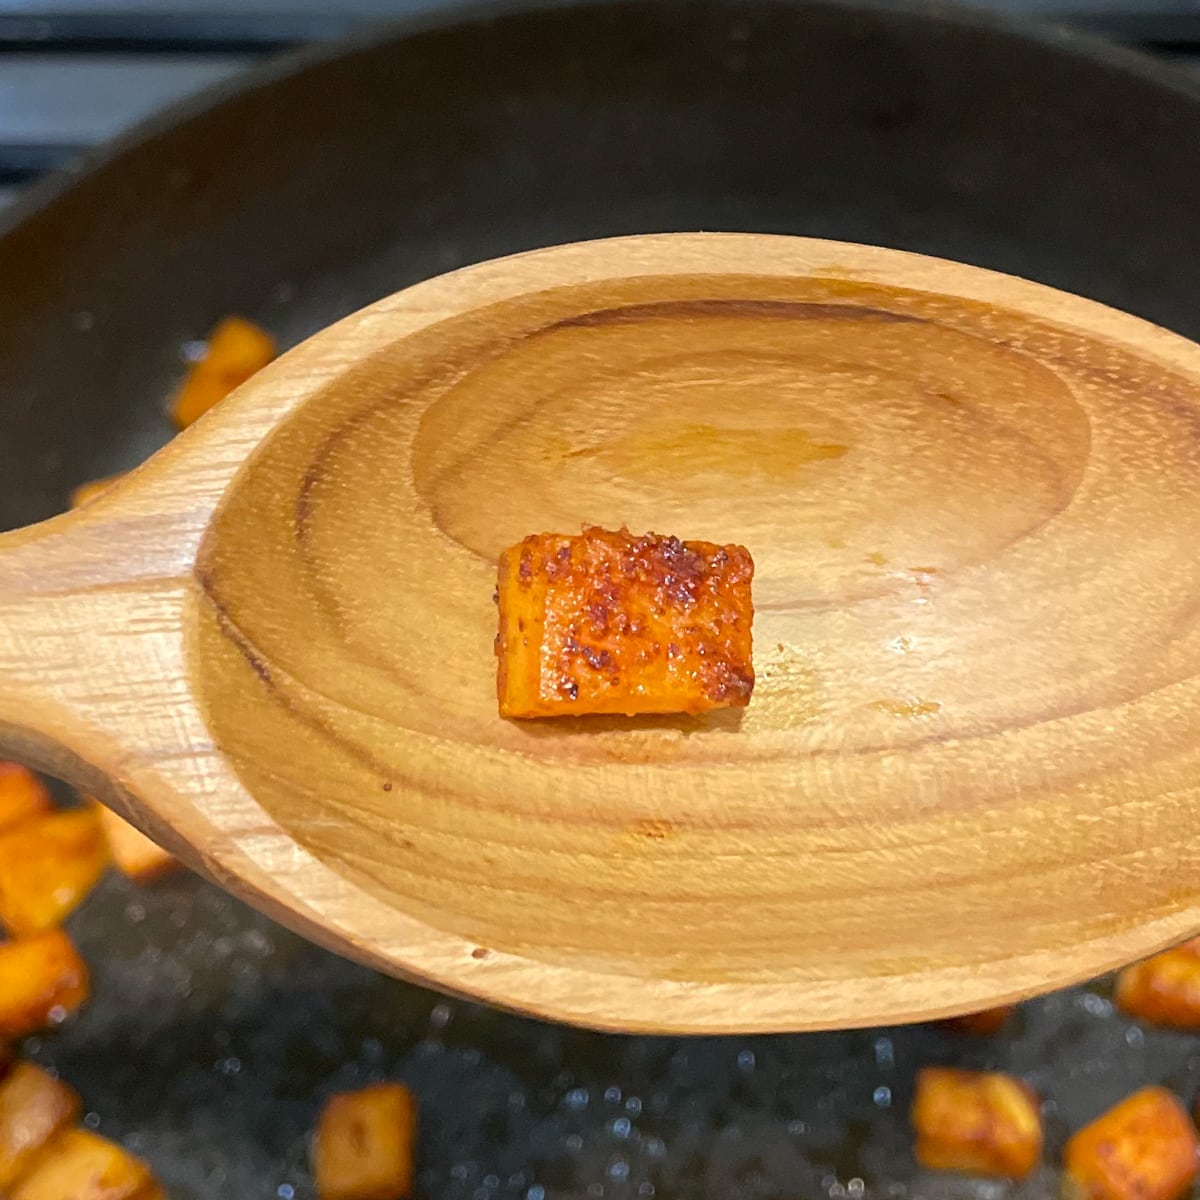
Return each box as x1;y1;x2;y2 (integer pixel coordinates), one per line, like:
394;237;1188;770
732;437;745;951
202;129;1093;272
2;232;1199;1034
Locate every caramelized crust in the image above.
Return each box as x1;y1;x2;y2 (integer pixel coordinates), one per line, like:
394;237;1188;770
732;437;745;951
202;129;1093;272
1114;938;1200;1029
496;527;754;718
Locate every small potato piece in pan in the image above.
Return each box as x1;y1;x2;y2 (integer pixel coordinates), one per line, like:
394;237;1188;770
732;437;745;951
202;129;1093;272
1064;1086;1199;1200
0;808;110;936
1115;938;1200;1030
10;1128;157;1200
313;1082;417;1200
0;1061;81;1190
912;1067;1042;1179
68;473;125;509
94;803;178;885
171;315;276;430
497;527;754;719
0;930;89;1038
0;764;51;835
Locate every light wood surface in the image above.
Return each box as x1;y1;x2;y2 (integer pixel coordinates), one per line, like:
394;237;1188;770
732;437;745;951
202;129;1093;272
2;233;1200;1033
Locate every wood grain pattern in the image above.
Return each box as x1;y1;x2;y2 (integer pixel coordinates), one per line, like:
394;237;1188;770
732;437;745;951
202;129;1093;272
2;233;1200;1033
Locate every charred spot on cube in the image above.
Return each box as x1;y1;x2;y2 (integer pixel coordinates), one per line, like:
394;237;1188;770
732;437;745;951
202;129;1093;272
581;646;613;672
706;661;756;705
547;543;574;579
586;602;611;635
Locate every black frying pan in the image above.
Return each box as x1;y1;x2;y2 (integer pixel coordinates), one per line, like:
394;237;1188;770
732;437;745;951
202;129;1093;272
4;1;1200;1195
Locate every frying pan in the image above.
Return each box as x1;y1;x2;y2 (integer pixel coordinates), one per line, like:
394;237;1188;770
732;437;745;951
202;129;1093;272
4;0;1200;1194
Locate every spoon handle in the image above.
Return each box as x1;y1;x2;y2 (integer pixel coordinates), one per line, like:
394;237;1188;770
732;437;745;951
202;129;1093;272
0;482;202;828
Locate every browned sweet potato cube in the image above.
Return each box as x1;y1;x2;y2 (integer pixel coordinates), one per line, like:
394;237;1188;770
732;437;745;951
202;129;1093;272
912;1067;1043;1179
0;1061;81;1189
170;315;276;429
1064;1086;1199;1200
10;1128;157;1200
0;808;110;935
94;803;178;884
0;931;89;1037
0;764;51;834
940;1005;1016;1035
496;527;754;718
1115;939;1200;1030
313;1082;417;1200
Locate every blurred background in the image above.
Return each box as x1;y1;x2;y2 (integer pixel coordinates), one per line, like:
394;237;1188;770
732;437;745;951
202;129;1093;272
1;0;1199;216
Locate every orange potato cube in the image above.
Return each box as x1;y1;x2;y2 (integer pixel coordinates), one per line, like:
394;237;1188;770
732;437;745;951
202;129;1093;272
912;1067;1043;1179
0;764;51;834
94;804;178;884
1065;1086;1198;1200
170;315;276;429
0;808;110;936
940;1005;1016;1035
496;527;754;718
68;473;125;509
10;1128;156;1200
0;931;89;1037
1115;938;1200;1029
0;1061;81;1189
313;1082;417;1200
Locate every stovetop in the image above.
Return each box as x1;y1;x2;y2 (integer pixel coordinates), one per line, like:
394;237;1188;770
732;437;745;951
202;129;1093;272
1;0;1199;215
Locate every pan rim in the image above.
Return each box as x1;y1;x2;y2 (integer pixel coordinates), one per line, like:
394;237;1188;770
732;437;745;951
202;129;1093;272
2;0;1200;242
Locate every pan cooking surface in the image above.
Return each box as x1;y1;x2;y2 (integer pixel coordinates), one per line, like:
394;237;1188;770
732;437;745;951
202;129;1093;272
5;0;1200;1194
43;872;1200;1198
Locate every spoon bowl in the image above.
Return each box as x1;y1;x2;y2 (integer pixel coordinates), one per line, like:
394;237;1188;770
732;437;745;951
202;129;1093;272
3;233;1199;1033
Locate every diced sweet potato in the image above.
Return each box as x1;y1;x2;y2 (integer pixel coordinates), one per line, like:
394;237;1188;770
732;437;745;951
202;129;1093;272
313;1082;417;1200
0;764;51;834
940;1005;1016;1035
0;931;89;1037
68;474;125;510
10;1128;156;1200
912;1067;1043;1179
496;527;754;718
0;1061;81;1189
170;315;276;429
0;808;110;936
1115;939;1200;1029
94;804;178;884
1064;1086;1199;1200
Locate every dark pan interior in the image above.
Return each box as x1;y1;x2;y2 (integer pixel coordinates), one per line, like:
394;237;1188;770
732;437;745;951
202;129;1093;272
3;1;1200;1194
